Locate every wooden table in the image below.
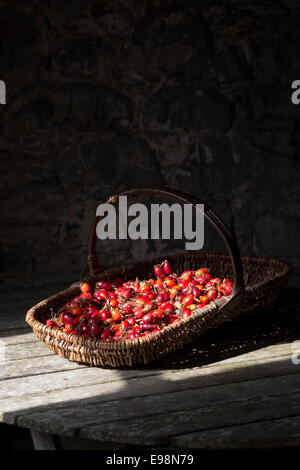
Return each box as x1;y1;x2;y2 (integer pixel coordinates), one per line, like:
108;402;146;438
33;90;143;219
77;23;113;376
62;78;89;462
1;281;300;450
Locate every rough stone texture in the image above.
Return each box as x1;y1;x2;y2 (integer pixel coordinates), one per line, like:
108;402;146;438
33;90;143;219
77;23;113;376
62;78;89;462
142;86;233;132
0;0;300;285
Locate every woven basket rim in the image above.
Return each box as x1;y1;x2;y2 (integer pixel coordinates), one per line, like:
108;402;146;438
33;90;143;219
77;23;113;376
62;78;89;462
26;251;291;354
88;251;292;285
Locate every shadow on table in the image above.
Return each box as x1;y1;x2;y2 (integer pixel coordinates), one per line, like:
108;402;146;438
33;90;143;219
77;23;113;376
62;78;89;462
3;354;300;450
2;289;300;449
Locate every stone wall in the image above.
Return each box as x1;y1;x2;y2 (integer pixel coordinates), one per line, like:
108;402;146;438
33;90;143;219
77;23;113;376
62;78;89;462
1;0;300;285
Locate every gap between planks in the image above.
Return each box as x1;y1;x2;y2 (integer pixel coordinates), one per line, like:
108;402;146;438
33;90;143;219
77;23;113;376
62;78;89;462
0;334;293;368
3;357;300;430
0;342;295;388
0;341;295;385
169;414;300;449
14;379;300;444
78;393;300;446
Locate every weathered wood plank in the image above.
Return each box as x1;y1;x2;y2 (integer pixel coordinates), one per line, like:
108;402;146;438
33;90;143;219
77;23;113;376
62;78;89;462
31;429;56;450
79;391;300;446
0;340;54;363
0;352;296;429
0;344;296;423
0;314;29;332
0;367;160;400
170;415;300;449
0;282;71;332
194;342;293;367
0;338;293;379
0;329;36;345
207;342;293;365
11;369;300;436
0;355;86;381
0;343;295;398
0;282;298;447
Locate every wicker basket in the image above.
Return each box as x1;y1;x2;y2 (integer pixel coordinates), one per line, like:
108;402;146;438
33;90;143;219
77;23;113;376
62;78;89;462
26;187;291;367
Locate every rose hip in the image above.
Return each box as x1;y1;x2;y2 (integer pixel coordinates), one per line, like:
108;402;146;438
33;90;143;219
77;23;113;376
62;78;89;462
111;309;122;321
195;268;207;276
195;276;207;285
121;320;129;330
63;322;73;333
111;277;123;288
163;260;172;275
101;329;113;339
182;307;191;317
123;302;134;315
181;271;193;282
90;323;102;337
167;314;178;324
96;280;112;290
134;307;144;319
142;300;153;312
190;286;199;297
154;279;164;290
109;298;119;308
160;302;174;313
207;289;217;300
182;294;194;306
127;317;136;326
170;286;181;297
140;322;155;330
142;313;154;323
128;331;141;339
165;278;176;288
61;312;76;324
80;324;90;334
199;295;208;305
152;309;165;321
80;292;93;300
100;309;111;321
80;282;91;293
154;265;165;278
49;259;233;342
94;289;108;300
113;331;124;340
156;292;170;303
222;284;233;295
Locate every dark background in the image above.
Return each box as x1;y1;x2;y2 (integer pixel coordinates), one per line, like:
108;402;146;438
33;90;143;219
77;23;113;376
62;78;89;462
1;0;300;287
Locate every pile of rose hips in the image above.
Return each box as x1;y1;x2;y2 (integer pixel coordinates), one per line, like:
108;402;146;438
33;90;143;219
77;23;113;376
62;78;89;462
46;261;233;341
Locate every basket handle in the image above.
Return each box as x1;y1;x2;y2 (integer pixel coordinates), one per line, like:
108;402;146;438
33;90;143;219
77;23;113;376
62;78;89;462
87;186;244;294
